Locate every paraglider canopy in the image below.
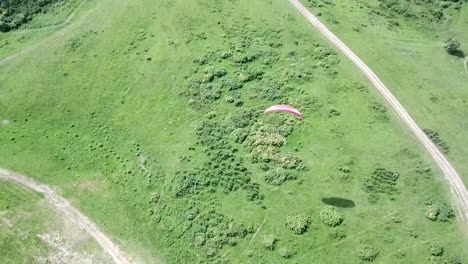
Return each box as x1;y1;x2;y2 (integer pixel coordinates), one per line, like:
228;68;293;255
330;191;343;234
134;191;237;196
263;104;303;119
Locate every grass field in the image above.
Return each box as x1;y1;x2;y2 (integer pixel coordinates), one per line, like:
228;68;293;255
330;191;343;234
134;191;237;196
0;0;467;263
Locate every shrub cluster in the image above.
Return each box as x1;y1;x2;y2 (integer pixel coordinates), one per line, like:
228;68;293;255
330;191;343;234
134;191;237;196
363;168;399;203
264;169;297;186
375;0;463;27
328;229;346;240
427;240;444;257
173;119;257;199
187;208;250;256
425;201;455;222
423;129;450;154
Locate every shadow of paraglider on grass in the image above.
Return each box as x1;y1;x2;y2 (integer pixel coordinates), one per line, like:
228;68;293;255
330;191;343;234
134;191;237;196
321;197;355;208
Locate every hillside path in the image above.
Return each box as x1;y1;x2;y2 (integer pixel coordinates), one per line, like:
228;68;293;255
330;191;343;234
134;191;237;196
0;169;132;264
289;0;468;220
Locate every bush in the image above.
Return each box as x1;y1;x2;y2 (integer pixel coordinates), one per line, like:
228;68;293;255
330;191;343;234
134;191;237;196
319;206;344;227
285;212;310;234
276;154;302;170
213;66;228;77
278;247;295;258
444;37;461;55
363;168;399;202
262;234;277;250
423;129;450;154
425;201;455;222
449;256;462;264
428;240;444;256
328;229;346;240
357;244;379;262
222;78;243;91
264;169;295;186
425;205;438;221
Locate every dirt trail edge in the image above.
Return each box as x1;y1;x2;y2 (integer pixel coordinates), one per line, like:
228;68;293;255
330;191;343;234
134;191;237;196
464;56;468;74
0;168;132;264
289;0;468;220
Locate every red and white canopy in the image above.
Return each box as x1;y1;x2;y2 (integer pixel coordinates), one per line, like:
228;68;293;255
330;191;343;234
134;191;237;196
263;104;303;118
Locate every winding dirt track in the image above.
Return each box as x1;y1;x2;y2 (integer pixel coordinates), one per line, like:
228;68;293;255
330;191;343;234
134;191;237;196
0;169;132;264
289;0;468;220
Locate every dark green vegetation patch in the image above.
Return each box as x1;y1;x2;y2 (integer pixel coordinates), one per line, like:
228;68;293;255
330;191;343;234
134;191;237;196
363;168;399;203
424;128;450;154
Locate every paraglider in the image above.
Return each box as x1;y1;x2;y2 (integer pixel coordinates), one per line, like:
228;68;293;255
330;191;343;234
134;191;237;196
263;104;303;119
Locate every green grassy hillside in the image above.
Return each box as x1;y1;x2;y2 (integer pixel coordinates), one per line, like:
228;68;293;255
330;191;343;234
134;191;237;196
1;0;467;263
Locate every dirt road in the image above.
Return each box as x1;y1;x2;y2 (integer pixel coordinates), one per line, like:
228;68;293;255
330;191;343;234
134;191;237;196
289;0;468;220
0;169;132;264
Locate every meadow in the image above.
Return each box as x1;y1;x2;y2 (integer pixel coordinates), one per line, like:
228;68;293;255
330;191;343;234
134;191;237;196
0;0;467;263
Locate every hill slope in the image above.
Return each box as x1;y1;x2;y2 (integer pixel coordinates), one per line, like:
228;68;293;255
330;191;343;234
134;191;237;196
1;0;467;262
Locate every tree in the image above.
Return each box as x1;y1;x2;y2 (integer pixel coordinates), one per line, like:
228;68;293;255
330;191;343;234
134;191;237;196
444;37;461;55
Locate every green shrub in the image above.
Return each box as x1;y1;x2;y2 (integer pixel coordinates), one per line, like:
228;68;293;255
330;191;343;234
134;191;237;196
213;66;228;77
425;201;455;222
444;37;461;55
278;247;295;258
357;244;379;262
423;128;450;154
285;212;310;234
328;229;346;240
363;168;399;202
428;240;444;256
262;234;277;250
449;256;462;264
264;169;296;186
222;78;243;91
319;206;344;227
425;205;439;221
